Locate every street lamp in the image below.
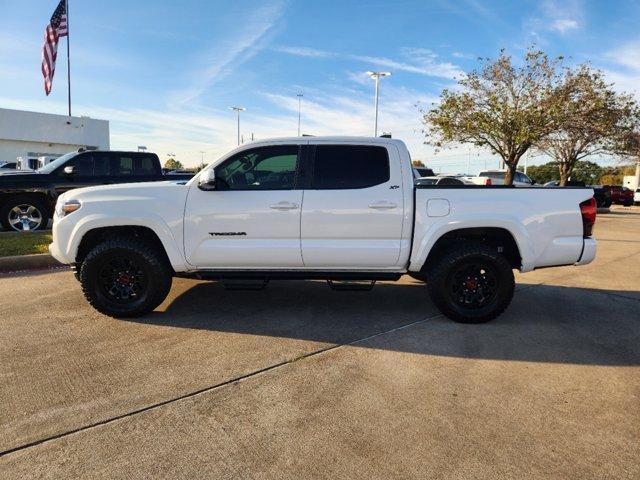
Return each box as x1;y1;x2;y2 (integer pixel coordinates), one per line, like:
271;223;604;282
366;71;391;137
296;93;303;136
229;106;245;146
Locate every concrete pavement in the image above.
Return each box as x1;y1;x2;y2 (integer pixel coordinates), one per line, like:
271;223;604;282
1;207;639;479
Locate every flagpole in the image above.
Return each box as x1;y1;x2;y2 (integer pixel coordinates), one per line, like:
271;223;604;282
66;0;71;117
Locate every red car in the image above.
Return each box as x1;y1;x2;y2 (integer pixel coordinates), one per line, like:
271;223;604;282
603;185;634;206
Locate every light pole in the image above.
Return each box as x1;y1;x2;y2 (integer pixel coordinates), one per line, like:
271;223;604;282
229;106;245;146
296;93;303;136
366;71;391;137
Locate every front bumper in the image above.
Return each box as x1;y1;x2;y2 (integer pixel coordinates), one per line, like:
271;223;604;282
48;212;74;264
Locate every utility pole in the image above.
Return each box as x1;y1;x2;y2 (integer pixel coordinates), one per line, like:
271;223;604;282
229;106;245;146
296;93;303;136
366;71;391;137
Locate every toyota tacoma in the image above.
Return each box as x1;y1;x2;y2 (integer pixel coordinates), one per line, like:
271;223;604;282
49;137;597;323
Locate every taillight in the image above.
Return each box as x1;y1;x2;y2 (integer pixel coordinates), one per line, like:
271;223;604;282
580;197;597;237
485;178;492;185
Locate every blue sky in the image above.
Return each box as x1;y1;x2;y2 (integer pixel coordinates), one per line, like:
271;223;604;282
2;0;640;170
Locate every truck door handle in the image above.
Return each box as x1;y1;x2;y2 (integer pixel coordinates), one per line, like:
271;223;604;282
368;201;397;210
269;201;299;210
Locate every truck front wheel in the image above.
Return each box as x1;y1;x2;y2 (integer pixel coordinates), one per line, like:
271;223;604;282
426;243;515;323
80;237;172;318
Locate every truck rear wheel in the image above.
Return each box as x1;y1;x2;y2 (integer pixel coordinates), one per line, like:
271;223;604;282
79;237;172;318
426;243;514;323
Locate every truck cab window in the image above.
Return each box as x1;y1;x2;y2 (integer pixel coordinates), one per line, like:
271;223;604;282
215;146;299;190
61;154;94;176
312;145;389;189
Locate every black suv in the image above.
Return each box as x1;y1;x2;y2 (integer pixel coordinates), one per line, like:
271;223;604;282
0;150;193;231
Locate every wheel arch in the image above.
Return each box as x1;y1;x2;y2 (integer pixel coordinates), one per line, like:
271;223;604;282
68;217;188;272
416;226;524;272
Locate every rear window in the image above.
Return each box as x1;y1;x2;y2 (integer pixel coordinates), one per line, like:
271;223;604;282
110;154;158;177
479;172;504;180
312;145;390;189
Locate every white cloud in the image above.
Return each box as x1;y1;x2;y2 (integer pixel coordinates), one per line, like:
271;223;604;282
549;19;579;34
277;45;463;80
171;1;286;105
273;46;334;58
525;0;583;40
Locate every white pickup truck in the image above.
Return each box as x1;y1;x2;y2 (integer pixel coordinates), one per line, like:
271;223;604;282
49;137;597;323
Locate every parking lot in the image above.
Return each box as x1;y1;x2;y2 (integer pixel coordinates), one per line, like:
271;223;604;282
0;207;638;479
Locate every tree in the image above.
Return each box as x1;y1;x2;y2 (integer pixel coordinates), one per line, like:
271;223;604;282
423;48;566;184
164;158;184;171
536;65;640;185
525;162;559;184
412;160;426;167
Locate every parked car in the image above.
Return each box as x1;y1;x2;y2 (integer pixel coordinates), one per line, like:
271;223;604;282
50;137;597;324
415;176;472;186
619;187;634;206
587;186;612;208
0;161;17;171
412;167;435;178
601;185;633;206
468;170;535;186
0;150;193;231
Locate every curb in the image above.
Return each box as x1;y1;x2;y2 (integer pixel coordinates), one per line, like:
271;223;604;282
0;253;64;273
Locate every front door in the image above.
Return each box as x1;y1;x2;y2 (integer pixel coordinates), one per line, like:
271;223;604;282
184;144;304;269
300;143;405;269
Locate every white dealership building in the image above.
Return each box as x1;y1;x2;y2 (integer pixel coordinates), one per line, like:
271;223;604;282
0;108;110;165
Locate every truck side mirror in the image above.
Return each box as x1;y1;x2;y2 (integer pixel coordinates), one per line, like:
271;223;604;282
63;165;76;175
198;169;216;191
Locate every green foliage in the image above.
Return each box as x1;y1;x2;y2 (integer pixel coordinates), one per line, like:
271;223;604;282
164;158;184;171
537;65;640;185
422;46;640;186
423;48;566;184
0;232;52;257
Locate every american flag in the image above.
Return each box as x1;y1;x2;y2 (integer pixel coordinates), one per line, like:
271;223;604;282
41;0;68;96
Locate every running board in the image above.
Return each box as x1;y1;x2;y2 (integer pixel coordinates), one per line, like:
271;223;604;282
179;270;402;282
326;279;376;291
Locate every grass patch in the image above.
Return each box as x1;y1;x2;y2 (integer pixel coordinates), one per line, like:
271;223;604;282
0;231;53;257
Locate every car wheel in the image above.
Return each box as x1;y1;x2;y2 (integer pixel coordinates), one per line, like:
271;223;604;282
426;242;515;323
80;237;172;318
0;198;49;231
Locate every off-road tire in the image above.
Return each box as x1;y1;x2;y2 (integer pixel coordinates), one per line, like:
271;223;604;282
426;242;515;323
0;196;49;231
80;237;172;318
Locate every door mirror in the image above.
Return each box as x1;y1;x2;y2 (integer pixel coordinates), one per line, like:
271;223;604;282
63;165;76;175
198;169;216;191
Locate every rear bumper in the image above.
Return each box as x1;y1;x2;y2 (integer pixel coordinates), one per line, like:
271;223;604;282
575;238;597;266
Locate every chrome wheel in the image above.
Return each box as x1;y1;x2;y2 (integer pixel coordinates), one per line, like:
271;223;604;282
8;204;43;231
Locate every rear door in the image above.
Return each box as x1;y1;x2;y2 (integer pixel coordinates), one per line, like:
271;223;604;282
107;152;161;183
300;143;405;268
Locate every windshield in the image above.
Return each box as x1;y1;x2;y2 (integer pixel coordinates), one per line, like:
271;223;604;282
36;152;77;174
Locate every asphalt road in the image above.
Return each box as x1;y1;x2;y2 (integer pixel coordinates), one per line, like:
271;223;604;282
1;207;639;479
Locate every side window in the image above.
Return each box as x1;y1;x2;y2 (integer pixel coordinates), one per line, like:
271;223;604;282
135;155;158;175
92;153;110;176
312;145;389;189
215;145;299;190
61;153;93;176
110;154;135;177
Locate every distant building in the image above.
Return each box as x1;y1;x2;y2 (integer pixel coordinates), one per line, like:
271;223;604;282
0;108;110;166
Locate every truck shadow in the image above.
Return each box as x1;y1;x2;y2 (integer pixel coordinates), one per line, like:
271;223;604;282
134;278;640;366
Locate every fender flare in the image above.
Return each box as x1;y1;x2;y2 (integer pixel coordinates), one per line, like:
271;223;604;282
409;215;536;273
66;213;190;271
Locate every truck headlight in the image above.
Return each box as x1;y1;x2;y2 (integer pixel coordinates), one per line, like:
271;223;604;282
56;199;81;217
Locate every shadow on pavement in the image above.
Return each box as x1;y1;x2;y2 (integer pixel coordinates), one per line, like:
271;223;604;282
127;278;640;366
